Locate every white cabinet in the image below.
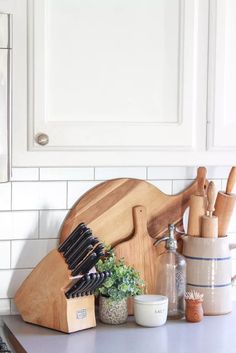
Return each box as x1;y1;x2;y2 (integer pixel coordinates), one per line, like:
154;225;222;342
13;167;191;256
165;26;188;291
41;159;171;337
6;0;236;166
207;0;236;151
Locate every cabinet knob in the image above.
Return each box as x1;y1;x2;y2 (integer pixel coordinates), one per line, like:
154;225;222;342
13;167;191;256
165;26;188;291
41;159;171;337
35;133;49;146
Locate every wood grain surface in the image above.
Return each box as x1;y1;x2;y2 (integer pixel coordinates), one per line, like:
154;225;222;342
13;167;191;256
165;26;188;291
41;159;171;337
14;250;96;333
60;178;200;246
114;205;162;314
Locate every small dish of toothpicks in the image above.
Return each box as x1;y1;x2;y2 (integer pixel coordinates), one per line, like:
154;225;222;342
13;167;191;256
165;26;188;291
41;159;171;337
185;291;204;323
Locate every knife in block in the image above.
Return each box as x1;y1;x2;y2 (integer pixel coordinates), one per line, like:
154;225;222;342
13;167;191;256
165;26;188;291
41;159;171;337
14;249;96;333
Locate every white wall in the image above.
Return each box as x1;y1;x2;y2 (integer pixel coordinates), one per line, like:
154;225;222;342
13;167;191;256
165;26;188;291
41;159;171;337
0;165;236;315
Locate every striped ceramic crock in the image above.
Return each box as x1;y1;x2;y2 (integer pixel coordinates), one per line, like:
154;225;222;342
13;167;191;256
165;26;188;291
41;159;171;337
183;236;236;315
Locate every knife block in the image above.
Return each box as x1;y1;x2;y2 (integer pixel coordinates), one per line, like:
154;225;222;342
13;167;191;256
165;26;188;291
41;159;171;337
14;249;96;333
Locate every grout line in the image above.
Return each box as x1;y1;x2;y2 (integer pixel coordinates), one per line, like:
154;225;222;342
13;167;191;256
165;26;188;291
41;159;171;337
66;181;69;209
0;267;34;272
10;240;12;269
145;167;148;180
93;167;96;180
37;210;40;239
1;208;71;212
0;209;69;213
0;237;59;241
10;181;12;211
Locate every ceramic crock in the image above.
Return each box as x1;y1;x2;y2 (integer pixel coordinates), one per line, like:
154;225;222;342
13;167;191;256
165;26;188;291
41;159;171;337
183;236;236;315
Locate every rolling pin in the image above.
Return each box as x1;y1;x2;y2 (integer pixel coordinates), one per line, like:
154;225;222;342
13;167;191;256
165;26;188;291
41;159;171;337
187;167;207;237
201;181;218;238
214;166;236;237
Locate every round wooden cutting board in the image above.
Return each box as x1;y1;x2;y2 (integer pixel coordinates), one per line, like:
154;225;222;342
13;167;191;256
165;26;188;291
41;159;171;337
59;178;199;246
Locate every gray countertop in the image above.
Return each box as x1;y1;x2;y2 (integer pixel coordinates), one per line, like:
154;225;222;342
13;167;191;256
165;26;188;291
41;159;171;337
2;309;236;353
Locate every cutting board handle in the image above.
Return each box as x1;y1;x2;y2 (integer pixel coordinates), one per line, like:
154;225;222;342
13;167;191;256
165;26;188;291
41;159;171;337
133;205;148;235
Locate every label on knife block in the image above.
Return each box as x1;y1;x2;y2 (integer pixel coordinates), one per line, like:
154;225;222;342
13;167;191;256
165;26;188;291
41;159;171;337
76;309;87;320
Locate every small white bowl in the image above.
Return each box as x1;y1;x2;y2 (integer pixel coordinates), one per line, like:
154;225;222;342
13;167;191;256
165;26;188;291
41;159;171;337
134;295;168;327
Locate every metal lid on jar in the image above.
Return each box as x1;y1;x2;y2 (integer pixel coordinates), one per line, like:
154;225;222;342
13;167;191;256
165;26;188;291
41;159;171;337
134;295;168;305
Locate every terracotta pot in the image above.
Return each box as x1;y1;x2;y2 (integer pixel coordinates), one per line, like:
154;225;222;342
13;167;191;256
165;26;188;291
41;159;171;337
99;296;128;324
185;299;203;323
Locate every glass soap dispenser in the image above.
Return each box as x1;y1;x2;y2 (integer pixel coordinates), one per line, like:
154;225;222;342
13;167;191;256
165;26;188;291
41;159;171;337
155;224;186;319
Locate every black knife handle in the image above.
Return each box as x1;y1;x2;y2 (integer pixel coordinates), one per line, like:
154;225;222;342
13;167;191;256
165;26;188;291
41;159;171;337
76;273;97;297
91;238;99;246
63;229;92;260
66;235;94;267
68;244;93;270
85;273;101;295
85;272;106;296
94;243;104;254
65;274;88;298
89;271;111;295
86;272;104;296
58;223;87;252
72;253;97;277
71;273;96;298
81;250;104;274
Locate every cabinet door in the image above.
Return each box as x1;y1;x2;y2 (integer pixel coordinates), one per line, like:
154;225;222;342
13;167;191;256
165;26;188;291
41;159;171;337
207;0;236;150
13;0;208;166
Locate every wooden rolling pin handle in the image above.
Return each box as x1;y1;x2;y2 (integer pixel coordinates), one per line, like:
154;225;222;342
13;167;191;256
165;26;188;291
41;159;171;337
207;181;217;217
201;215;218;238
196;167;207;196
226;166;236;194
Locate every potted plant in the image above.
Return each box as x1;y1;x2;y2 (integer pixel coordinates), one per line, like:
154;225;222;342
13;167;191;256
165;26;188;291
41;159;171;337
95;247;145;324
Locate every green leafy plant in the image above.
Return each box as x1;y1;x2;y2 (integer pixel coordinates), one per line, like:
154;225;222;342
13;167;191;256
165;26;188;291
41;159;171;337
95;247;145;301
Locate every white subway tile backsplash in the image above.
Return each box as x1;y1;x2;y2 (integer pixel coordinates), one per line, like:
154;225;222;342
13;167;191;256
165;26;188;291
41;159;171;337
148;166;197;180
172;178;221;195
12;182;67;210
39;210;68;238
40;167;94;181
10;300;19;314
0;165;236;303
172;180;193;194
148;180;172;194
95;167;146;180
0;299;10;314
0;242;10;269
11;239;58;269
67;181;100;208
11;168;39;181
222;179;236;193
0;183;11;211
205;166;231;179
0;211;38;240
0;269;32;298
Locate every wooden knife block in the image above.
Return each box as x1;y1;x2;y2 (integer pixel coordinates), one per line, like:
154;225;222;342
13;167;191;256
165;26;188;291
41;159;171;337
14;249;96;333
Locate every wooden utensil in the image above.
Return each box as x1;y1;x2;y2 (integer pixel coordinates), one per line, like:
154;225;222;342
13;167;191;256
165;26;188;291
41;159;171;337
60;177;204;247
214;166;236;237
201;181;218;238
114;205;160;314
187;167;207;237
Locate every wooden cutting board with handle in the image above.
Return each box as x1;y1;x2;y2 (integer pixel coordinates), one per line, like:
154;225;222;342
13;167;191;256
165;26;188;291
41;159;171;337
60;174;204;246
114;205;161;314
